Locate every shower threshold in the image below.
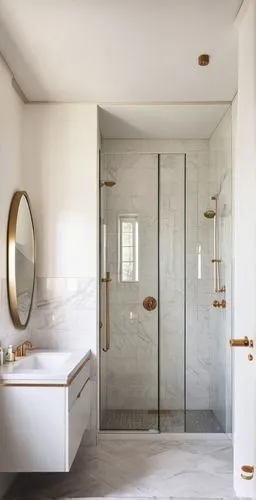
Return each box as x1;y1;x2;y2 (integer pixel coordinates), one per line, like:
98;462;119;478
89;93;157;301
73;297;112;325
101;409;223;433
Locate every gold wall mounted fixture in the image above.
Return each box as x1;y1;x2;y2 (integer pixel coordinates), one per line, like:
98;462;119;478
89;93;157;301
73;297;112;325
198;54;210;66
230;336;254;348
143;296;157;311
205;195;225;294
7;191;36;330
241;465;254;480
102;276;112;283
100;181;116;188
212;299;226;309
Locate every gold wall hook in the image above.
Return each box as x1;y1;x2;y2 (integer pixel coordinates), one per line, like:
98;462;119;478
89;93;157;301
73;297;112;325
213;299;226;309
230;336;254;348
241;465;254;480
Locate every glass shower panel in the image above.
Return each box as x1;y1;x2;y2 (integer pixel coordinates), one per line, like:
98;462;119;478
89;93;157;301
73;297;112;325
159;154;185;432
100;153;159;431
185;152;223;433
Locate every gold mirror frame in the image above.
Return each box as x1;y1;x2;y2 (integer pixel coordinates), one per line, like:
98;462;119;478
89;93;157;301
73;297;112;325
7;191;36;330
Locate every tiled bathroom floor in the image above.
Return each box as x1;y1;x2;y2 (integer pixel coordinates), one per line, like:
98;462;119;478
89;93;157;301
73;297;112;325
5;436;234;499
101;410;223;433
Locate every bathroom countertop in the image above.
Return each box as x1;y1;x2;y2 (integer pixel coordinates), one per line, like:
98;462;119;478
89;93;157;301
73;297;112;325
0;349;91;385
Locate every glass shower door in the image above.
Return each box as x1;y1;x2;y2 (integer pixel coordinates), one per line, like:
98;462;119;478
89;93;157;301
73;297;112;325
159;154;186;432
100;153;159;431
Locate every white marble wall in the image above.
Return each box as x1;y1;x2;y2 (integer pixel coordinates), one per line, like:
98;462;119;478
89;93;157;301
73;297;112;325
29;277;96;351
209;107;232;432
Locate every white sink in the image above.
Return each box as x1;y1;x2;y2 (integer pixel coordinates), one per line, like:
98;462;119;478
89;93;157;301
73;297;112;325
13;352;72;371
0;349;91;384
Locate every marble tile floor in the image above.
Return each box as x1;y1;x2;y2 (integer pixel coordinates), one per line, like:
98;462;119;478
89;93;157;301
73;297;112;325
5;436;235;499
101;410;223;433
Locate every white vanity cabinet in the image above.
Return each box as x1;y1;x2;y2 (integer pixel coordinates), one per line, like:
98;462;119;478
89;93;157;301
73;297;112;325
0;358;90;472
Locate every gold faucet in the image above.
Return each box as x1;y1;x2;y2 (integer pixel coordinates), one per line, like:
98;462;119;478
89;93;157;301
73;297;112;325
14;341;33;358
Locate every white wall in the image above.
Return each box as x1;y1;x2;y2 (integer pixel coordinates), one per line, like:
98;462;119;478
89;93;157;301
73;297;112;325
0;56;29;499
233;0;256;496
209;107;232;432
22;104;99;354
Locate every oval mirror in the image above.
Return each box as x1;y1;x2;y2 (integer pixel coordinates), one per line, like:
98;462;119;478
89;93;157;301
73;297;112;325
7;191;35;329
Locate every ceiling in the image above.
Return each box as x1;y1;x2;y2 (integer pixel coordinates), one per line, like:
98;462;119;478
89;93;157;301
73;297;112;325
99;103;230;139
0;0;242;103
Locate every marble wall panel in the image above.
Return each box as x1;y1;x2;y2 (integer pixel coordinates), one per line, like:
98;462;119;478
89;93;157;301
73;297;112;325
30;277;97;351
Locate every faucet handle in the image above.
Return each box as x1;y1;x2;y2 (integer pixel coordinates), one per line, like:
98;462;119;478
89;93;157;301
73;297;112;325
22;341;33;356
14;344;23;358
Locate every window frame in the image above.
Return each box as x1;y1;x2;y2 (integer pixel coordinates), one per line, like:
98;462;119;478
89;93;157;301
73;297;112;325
118;214;139;283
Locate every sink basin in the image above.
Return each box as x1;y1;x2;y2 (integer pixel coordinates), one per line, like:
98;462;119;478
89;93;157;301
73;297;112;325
13;352;72;371
0;349;91;383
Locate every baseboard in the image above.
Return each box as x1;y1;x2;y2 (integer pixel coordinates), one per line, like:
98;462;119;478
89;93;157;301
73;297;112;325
0;473;16;499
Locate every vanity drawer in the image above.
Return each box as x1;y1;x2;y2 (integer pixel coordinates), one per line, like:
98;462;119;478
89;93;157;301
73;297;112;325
68;358;90;410
68;376;90;469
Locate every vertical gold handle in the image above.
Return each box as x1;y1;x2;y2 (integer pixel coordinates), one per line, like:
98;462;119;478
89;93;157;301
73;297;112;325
102;272;111;352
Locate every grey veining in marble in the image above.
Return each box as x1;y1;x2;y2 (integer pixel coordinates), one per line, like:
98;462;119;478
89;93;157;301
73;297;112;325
5;437;234;499
29;276;97;351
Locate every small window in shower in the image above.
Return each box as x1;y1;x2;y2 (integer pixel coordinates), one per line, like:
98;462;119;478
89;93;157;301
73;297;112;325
119;215;139;282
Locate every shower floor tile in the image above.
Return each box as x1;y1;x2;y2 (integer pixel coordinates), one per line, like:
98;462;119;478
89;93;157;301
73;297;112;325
101;409;223;433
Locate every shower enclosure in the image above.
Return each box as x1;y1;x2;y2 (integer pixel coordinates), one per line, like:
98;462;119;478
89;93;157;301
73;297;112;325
99;151;231;433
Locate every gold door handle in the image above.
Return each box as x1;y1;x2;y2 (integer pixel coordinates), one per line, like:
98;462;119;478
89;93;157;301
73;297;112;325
241;465;254;480
230;336;254;348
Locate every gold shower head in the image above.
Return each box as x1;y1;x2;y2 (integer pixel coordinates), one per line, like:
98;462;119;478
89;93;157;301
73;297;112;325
100;181;116;187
